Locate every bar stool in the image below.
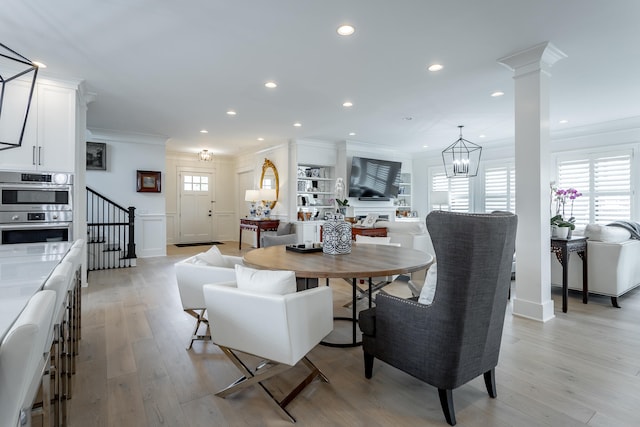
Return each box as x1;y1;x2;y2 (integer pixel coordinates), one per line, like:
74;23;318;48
70;239;86;341
62;247;83;379
0;290;56;427
43;262;74;427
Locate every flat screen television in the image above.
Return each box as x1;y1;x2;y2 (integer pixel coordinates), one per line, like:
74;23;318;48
348;156;402;200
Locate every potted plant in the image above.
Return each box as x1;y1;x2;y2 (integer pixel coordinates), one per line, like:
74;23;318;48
550;214;575;238
550;186;582;238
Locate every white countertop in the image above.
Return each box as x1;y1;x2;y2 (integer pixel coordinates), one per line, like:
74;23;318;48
0;242;71;341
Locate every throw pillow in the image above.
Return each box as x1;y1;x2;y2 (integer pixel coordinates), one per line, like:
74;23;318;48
235;264;297;295
195;245;227;267
355;235;392;245
418;263;437;305
584;224;631;243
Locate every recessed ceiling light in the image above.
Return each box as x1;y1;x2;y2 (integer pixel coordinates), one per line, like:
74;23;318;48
349;132;356;136
403;116;414;121
559;119;569;124
428;64;443;72
479;134;487;138
423;145;429;148
343;101;353;107
226;110;236;116
32;61;47;68
257;137;264;141
293;122;302;127
337;25;355;36
200;129;208;134
265;81;277;89
491;91;504;97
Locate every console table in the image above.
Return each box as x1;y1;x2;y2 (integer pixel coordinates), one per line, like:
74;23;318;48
239;218;280;249
351;226;387;240
551;236;588;313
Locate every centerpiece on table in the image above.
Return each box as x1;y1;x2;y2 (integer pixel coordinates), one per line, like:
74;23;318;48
323;178;352;254
550;185;582;238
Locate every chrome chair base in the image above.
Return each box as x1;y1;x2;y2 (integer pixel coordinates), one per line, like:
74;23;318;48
216;346;329;423
184;309;211;350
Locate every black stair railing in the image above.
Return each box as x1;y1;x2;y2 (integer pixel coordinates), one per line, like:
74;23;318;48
87;187;137;271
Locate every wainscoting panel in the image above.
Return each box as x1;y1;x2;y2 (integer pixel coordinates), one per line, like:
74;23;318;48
215;212;237;242
137;213;167;257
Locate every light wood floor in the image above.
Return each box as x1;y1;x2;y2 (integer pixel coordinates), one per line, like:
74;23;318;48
68;242;640;427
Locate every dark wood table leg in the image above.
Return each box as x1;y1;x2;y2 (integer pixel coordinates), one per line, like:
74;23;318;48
238;226;243;250
352;277;357;344
562;247;569;313
256;228;261;248
579;250;588;304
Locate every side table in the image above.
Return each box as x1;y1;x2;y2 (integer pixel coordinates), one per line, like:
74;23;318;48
239;219;280;250
551;236;588;313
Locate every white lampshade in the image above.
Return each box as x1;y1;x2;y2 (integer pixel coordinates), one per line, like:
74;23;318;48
259;188;277;202
245;189;260;202
431;191;450;207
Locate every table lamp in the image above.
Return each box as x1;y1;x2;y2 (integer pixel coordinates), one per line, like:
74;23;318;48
259;188;277;218
431;191;450;211
245;189;260;218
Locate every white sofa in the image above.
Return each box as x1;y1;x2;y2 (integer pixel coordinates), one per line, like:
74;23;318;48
550;224;640;307
374;220;434;255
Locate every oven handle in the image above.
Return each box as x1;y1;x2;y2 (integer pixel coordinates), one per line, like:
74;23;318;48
0;222;72;231
0;184;72;191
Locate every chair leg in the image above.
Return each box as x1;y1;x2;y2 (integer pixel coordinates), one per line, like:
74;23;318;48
484;369;497;398
364;352;374;379
185;309;211;350
216;346;328;423
611;296;621;308
438;388;456;426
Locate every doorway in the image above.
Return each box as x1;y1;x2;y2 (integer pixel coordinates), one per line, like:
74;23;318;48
178;169;216;243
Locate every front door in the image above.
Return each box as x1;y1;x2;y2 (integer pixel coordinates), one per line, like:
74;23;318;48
179;170;215;243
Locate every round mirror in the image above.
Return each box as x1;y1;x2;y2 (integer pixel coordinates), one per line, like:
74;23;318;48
260;158;279;209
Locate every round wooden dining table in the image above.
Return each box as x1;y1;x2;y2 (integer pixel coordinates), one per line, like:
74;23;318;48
244;243;433;347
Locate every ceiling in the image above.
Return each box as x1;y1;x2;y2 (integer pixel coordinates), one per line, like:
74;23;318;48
3;0;640;156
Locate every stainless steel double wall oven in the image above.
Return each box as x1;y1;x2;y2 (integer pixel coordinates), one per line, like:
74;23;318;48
0;171;73;244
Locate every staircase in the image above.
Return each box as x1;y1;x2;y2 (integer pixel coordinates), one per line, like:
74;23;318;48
86;187;137;271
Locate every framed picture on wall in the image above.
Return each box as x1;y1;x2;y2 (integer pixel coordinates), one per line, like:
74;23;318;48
136;170;161;193
86;141;107;170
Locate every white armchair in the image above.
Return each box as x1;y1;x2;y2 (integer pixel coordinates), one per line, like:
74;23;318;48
174;250;243;349
203;281;333;422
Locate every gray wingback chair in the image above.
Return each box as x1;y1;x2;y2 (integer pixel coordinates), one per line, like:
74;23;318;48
358;211;517;426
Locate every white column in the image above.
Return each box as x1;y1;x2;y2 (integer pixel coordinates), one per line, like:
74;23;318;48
498;42;566;322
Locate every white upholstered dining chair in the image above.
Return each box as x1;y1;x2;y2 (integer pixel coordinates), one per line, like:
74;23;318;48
203;265;333;422
174;245;243;349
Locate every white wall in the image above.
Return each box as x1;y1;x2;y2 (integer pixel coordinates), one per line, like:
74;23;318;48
165;151;237;243
86;129;167;257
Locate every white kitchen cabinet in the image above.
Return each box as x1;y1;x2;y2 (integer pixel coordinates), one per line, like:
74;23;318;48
0;81;77;172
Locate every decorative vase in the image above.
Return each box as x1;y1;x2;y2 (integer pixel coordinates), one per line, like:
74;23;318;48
556;226;570;239
322;214;352;255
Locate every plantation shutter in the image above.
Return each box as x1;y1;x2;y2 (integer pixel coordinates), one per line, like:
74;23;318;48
484;164;515;213
556;152;631;224
593;155;631;223
430;171;470;212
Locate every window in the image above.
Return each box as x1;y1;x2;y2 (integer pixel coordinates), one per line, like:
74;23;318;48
484;164;516;213
183;175;209;192
430;170;470;212
555;150;632;225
